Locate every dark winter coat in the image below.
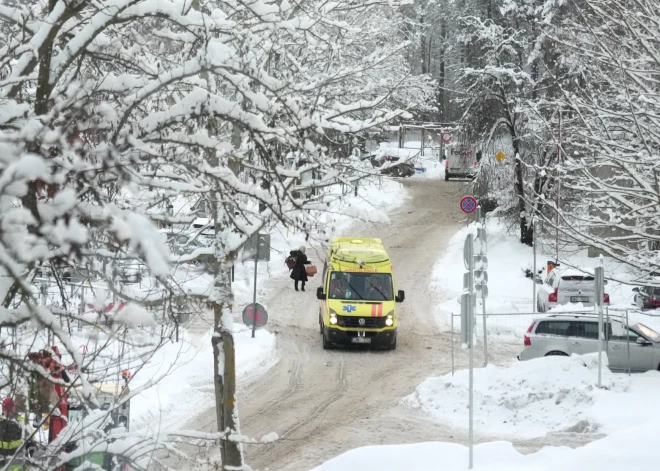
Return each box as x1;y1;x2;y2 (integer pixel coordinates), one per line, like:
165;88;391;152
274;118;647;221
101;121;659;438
289;250;311;282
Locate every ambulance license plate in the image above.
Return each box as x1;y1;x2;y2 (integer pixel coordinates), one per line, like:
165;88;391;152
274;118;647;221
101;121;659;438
351;337;371;344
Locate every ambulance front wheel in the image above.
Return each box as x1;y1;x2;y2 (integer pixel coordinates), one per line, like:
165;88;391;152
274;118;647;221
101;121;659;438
387;336;397;351
322;327;333;350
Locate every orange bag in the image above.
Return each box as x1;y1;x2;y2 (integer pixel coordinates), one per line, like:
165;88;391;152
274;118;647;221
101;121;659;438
306;265;317;276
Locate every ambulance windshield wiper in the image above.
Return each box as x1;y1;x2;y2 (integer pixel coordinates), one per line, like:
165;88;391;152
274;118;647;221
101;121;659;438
365;280;388;300
345;280;363;300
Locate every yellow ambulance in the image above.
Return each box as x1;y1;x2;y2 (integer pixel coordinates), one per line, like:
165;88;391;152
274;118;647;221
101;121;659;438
316;238;405;350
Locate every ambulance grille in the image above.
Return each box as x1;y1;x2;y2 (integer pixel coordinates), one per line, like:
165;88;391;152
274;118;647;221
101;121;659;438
338;316;387;329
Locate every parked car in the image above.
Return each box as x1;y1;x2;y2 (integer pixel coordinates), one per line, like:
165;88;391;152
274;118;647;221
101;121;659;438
633;286;660;310
536;267;610;312
377;155;415;177
518;314;660;372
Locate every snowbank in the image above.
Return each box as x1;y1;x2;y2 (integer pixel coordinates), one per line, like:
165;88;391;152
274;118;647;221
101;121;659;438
312;420;659;471
411;156;445;179
319;353;660;469
404;354;660;438
130;325;276;431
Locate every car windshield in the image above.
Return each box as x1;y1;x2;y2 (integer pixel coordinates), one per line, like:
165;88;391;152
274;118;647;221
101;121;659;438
560;275;595;293
635;323;660;343
328;272;393;301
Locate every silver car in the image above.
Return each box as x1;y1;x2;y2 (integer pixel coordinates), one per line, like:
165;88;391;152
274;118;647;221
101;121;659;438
536;267;610;312
518;314;660;372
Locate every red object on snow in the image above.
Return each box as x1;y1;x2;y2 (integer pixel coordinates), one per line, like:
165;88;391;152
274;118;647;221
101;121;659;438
2;397;16;415
27;346;71;444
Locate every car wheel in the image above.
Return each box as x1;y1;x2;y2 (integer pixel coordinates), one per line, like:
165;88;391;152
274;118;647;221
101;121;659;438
545;351;569;357
322;328;333;350
387;336;397;351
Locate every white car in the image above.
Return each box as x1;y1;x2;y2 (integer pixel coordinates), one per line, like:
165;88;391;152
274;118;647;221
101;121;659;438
536;267;610;312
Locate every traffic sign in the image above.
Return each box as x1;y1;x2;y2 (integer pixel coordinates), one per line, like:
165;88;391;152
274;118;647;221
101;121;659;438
460;196;478;214
242;303;268;328
441;132;453;144
495;151;506;162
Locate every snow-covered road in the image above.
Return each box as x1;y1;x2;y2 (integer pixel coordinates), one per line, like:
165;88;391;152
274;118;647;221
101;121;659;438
176;178;538;470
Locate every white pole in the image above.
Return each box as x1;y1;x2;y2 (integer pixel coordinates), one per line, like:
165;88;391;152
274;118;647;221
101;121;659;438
468;241;475;469
468;296;474;470
532;213;537;313
595;265;604;389
626;310;631;376
451;312;455;376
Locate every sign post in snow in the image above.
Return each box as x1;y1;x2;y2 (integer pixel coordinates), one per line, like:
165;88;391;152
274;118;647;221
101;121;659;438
595;265;605;388
245;233;271;338
462;233;475;469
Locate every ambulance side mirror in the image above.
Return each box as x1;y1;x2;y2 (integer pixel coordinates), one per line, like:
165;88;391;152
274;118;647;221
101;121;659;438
395;290;405;303
316;287;325;301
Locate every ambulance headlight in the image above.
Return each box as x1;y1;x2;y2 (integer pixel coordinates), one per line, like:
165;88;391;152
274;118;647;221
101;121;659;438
329;309;338;325
385;312;394;327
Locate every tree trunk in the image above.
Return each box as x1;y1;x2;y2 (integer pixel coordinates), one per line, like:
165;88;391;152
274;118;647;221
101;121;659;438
420;16;428;75
437;18;446;119
212;198;244;470
513;137;533;246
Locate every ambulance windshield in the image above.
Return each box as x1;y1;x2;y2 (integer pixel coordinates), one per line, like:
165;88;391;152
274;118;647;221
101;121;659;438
328;272;393;301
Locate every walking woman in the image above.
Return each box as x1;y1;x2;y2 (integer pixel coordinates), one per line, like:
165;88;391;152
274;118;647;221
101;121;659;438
290;246;311;291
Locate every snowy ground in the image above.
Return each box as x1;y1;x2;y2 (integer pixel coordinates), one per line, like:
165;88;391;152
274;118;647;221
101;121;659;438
312;421;658;471
404;353;660;438
130;325;276;432
316;353;660;470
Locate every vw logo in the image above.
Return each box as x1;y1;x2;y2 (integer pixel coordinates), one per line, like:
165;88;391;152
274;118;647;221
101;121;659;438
342;305;357;313
358;318;366;326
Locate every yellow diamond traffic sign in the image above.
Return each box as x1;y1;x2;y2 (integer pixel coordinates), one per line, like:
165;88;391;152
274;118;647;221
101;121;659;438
494;151;506;162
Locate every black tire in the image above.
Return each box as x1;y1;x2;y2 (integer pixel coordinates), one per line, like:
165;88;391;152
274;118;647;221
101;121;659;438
319;309;324;336
387;336;397;351
545;351;569;357
322;328;333;350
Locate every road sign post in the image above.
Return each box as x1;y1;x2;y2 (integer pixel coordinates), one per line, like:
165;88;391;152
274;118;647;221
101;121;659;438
474;208;489;367
462;233;475;469
595;265;605;388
